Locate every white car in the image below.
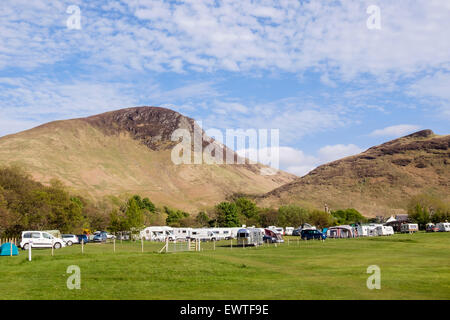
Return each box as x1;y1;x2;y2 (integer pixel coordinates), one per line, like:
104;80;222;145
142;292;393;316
20;231;66;250
62;234;79;246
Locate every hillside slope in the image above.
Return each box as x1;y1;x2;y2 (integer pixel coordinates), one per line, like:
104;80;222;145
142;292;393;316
259;130;450;216
0;107;295;211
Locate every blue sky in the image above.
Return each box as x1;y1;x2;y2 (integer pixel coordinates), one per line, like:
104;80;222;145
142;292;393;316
0;0;449;176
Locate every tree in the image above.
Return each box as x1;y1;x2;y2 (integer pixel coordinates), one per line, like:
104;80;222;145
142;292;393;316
215;202;240;227
308;210;334;229
331;208;367;225
234;198;259;226
165;207;189;227
259;208;278;227
195;211;210;227
277;205;309;227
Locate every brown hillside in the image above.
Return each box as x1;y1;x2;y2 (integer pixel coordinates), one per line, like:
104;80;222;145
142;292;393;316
0;107;295;211
259;130;450;216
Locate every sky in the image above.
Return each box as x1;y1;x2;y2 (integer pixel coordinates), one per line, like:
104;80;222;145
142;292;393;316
0;0;449;176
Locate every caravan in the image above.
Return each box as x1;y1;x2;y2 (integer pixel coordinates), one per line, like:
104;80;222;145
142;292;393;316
436;222;450;232
140;226;175;241
237;228;264;246
376;225;394;236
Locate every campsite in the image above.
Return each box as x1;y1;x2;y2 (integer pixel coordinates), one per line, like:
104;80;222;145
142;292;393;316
0;232;449;300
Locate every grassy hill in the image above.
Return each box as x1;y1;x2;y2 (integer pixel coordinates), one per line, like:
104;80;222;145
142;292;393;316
259;130;450;216
0;107;295;211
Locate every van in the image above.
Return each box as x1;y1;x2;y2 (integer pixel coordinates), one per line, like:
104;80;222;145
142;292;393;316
20;231;66;250
400;223;419;233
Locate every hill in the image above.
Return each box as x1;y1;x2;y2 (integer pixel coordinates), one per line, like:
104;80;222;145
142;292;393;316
259;130;450;216
0;107;295;211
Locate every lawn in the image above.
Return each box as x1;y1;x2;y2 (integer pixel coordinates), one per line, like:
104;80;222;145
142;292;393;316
0;232;449;300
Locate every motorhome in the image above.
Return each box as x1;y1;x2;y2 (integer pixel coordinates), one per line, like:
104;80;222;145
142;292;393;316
376;225;394;236
172;228;192;240
190;229;216;241
400;223;419;233
237;228;264;246
140;226;175;241
209;228;233;240
436;222;450;232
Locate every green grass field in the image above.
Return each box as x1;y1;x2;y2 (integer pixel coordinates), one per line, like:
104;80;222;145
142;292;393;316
1;233;449;300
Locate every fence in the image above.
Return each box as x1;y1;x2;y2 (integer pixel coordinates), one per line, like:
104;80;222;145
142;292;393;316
0;238;18;246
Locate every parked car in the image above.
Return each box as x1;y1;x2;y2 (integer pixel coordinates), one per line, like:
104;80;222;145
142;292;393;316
76;234;89;244
93;232;108;243
426;223;439;232
62;234;79;246
20;231;66;250
292;228;302;236
301;229;326;240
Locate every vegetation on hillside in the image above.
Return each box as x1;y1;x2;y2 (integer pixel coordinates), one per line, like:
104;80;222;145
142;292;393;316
0;165;448;237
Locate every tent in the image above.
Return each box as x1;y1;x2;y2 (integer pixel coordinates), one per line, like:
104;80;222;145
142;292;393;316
0;243;19;256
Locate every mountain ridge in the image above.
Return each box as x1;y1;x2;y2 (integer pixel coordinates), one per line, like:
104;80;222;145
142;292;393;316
259;129;449;216
0;107;295;211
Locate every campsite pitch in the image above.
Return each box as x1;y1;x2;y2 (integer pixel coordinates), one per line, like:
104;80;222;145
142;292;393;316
0;233;449;299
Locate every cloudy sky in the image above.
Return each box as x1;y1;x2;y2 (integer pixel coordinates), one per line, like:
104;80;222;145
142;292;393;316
1;0;449;176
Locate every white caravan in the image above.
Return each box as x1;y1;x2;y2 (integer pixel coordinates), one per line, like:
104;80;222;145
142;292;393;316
140;226;175;241
356;225;371;237
436;222;450;232
285;227;294;236
376;225;394;236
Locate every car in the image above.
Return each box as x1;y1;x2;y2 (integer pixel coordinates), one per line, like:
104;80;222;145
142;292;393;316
93;232;107;242
292;228;302;236
20;231;66;250
76;234;89;244
301;229;326;240
62;234;79;246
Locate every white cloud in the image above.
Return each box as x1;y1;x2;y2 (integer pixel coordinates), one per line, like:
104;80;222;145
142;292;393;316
318;144;364;163
369;124;421;138
1;1;449;79
237;144;363;177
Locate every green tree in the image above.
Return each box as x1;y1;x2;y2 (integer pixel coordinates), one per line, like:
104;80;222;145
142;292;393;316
331;208;367;225
277;205;309;227
234;197;259;226
195;211;210;227
308;210;334;229
165;206;190;227
215;202;240;227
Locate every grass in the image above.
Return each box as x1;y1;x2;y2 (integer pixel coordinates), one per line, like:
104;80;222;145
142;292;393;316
0;232;449;300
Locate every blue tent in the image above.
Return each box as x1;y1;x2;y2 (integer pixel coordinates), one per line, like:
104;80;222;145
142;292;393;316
0;243;19;256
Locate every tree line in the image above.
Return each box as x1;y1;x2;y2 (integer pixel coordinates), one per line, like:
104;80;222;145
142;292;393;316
1;165;448;236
